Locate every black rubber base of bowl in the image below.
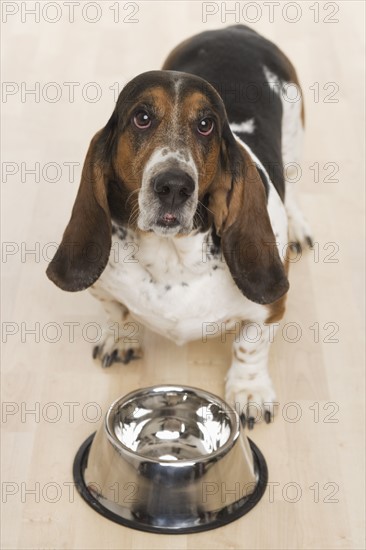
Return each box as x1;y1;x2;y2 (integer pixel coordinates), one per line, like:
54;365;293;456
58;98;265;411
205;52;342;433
73;432;268;534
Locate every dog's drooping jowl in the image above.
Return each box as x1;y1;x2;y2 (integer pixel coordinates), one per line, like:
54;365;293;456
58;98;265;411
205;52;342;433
47;25;313;427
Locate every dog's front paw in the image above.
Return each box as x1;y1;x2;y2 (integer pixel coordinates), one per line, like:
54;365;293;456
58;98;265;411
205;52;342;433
92;328;142;368
225;371;277;429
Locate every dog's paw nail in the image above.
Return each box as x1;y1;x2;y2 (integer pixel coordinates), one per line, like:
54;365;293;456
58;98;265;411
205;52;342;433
92;346;99;359
102;354;113;368
110;349;118;362
122;348;134;364
290;242;301;253
240;413;246;428
306;236;314;248
247;417;255;430
264;410;272;424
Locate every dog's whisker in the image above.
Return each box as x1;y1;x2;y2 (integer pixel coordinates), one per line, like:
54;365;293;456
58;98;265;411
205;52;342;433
127;199;140;227
126;188;140;207
197;199;214;217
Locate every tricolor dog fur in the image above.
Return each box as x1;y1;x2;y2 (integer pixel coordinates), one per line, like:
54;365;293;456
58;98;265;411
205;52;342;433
47;25;313;427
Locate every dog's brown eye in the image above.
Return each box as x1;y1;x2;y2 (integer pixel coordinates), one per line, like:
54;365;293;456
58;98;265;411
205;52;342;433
197;118;214;136
133;110;151;129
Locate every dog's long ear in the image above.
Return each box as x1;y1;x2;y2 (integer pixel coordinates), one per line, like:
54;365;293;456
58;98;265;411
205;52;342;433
46;122;116;292
209;124;289;305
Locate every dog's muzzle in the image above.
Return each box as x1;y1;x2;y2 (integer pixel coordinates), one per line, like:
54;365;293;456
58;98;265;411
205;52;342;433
153;169;195;227
138;148;199;235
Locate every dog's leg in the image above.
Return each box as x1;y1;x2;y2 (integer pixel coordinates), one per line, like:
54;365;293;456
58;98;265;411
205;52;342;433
89;284;144;368
281;90;314;251
225;322;277;429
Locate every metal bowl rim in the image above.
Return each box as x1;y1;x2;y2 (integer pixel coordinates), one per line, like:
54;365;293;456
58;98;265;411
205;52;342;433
104;384;241;465
73;431;268;534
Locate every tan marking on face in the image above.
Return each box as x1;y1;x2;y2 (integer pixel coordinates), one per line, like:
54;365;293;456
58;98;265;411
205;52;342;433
178;92;222;195
113;86;175;192
114;86;223;228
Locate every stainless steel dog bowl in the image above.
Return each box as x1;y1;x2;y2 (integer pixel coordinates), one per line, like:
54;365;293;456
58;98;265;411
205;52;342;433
73;385;267;533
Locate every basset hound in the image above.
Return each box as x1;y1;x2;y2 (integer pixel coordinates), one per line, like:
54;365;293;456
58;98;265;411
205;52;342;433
46;25;313;427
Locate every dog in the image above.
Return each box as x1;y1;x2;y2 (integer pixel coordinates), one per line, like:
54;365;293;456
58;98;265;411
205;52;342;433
46;25;313;427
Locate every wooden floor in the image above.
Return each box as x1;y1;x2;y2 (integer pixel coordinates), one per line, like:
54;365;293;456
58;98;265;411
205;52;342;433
2;2;365;548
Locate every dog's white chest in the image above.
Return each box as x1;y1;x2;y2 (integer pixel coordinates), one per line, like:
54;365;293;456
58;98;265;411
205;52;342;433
97;229;264;344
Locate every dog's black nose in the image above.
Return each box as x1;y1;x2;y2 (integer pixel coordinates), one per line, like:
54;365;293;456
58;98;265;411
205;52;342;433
153;170;195;208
